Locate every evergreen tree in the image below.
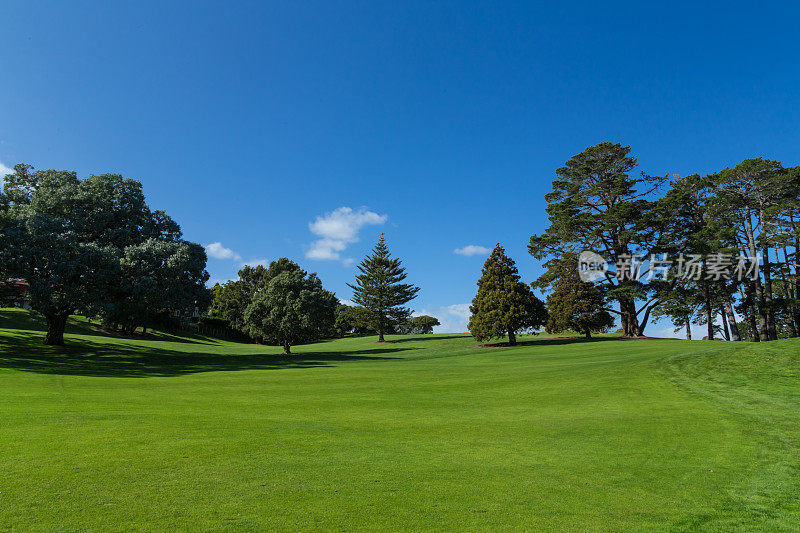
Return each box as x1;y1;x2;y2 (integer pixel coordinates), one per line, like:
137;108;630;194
347;234;420;342
545;257;613;339
469;244;547;345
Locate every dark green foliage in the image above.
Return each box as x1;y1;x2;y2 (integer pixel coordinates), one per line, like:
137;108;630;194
0;164;208;344
348;235;419;342
108;239;211;334
529;142;669;337
243;264;337;354
469;244;547;345
546;257;613;338
208;258;307;338
408;315;440;334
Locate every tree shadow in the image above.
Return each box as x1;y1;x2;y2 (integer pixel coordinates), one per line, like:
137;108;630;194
391;335;467;343
473;336;623;348
0;309;225;346
0;331;406;378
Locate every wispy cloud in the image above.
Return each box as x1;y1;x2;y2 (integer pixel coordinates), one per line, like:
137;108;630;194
454;245;491;256
306;206;387;264
241;258;269;267
0;161;13;177
415;303;471;333
205;242;242;261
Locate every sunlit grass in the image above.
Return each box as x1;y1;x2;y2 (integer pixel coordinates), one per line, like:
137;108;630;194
1;308;798;530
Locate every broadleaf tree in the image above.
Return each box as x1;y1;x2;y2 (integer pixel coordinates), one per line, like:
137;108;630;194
0;164;208;345
243;262;337;354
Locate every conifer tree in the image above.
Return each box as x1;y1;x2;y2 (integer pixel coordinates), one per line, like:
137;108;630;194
546;257;614;339
469;244;547;345
348;234;420;342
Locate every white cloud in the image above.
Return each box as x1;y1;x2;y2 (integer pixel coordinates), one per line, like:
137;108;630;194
306;207;387;264
205;242;242;261
454;245;491;256
241;258;269;267
339;298;355;306
0;161;13;177
416;303;471;333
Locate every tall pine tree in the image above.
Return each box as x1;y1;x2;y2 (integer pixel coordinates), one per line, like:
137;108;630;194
348;234;419;342
469;244;547;345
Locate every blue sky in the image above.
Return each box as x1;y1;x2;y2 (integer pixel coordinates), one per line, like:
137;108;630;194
2;1;799;335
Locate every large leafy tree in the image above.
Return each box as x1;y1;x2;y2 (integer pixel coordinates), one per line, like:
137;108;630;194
528;142;669;337
469;244;547;345
208;258;301;337
0;164;207;345
545;257;613;339
348;235;419;342
109;239;210;334
243;263;337;354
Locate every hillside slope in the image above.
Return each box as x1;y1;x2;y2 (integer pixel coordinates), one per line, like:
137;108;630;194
1;309;798;531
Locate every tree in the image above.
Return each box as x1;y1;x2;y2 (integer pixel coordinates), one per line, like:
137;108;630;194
409;315;441;334
469;244;547;345
710;159;798;341
0;164;208;345
528;142;670;337
108;239;210;334
545;257;614;338
348;234;419;342
243;263;337;354
209;258;302;337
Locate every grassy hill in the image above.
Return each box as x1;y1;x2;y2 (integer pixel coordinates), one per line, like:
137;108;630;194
1;308;799;531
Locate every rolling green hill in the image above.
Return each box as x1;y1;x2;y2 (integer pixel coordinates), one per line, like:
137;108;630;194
1;308;798;531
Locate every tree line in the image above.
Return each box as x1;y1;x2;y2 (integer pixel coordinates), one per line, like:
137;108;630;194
207;235;434;353
4;143;797;348
529;142;800;341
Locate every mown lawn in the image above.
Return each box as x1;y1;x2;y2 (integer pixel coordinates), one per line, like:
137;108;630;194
1;309;799;531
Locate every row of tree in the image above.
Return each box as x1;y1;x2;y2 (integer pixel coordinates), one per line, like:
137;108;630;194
529;142;800;341
208;235;428;352
0;164;210;345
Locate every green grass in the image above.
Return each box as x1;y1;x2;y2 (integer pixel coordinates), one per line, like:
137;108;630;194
1;308;799;531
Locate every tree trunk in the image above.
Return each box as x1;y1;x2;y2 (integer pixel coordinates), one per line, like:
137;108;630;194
635;301;657;337
720;309;731;341
43;311;70;345
584;327;592;339
761;235;778;340
507;330;517;346
703;282;714;340
685;318;692;341
723;298;741;341
744;213;769;340
282;341;291;355
619;296;639;337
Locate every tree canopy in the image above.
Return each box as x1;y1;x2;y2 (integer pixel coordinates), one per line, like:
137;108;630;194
243;263;337;354
0;164;208;344
347;234;419;342
469;244;547;345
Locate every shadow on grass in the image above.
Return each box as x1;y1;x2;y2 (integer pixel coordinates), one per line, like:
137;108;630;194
391;335;467;343
474;336;624;348
0;308;224;346
0;331;406;378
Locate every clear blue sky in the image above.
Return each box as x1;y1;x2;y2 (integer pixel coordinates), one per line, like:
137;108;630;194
2;1;799;334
